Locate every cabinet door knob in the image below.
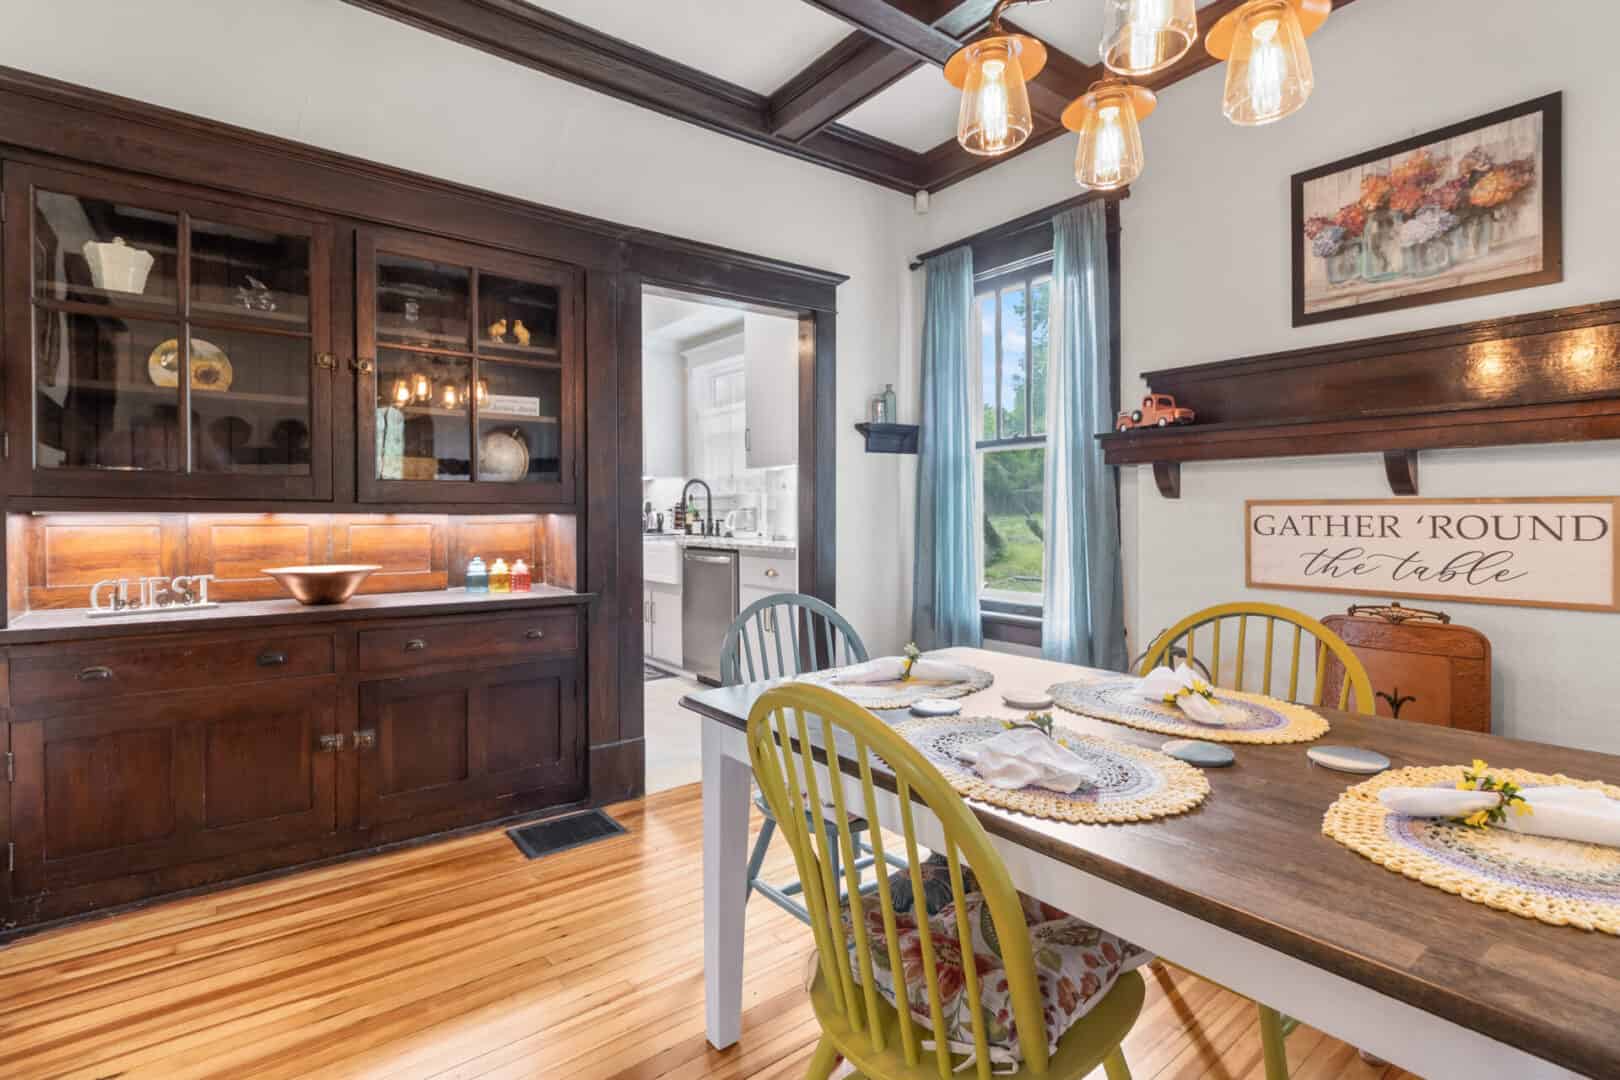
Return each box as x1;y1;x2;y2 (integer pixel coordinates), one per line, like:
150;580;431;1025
77;665;113;682
525;629;545;640
404;638;427;652
352;729;377;751
258;650;289;667
317;733;344;753
351;356;375;375
764;567;779;579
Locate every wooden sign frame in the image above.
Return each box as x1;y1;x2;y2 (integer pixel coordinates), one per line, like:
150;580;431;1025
1244;496;1620;613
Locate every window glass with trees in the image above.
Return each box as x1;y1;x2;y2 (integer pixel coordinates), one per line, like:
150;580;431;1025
975;263;1050;605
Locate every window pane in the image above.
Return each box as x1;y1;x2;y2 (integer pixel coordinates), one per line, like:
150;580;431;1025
190;328;312;476
1031;277;1050;436
977;293;996;440
999;287;1027;438
191;219;310;328
377;254;469;351
35;191;179;313
477;272;560;359
478;359;562;484
375;348;471;481
981;446;1045;596
35;312;182;472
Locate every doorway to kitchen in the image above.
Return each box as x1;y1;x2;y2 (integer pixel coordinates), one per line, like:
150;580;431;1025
638;284;808;793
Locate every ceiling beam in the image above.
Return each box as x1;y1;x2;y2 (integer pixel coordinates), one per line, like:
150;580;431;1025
340;0;925;192
917;0;1364;192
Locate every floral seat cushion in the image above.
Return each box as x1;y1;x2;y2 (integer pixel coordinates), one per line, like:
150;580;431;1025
842;856;1150;1068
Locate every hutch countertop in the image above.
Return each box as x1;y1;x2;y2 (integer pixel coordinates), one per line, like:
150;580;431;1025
0;586;592;645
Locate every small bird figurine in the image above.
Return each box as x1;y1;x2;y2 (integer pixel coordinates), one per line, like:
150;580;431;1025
512;319;531;347
486;318;508;343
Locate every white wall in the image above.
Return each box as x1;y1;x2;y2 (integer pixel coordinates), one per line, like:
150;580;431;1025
0;0;915;654
915;0;1620;751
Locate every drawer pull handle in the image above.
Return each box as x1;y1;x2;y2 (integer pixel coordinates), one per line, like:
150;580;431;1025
77;665;113;682
404;638;428;652
317;733;344;753
258;650;289;667
352;729;377;751
764;567;780;579
525;629;546;640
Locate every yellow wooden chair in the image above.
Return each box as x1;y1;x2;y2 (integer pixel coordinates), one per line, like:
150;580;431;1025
747;683;1143;1080
1139;601;1374;1080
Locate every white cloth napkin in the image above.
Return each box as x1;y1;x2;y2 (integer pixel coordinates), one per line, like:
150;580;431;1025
955;727;1099;794
1137;664;1240;727
1379;785;1620;848
834;656;977;685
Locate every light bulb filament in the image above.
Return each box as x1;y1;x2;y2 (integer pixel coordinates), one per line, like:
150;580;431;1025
978;58;1011;150
1094;106;1126;186
1247;18;1284;120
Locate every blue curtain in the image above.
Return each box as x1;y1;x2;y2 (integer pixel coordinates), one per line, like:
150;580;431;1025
1042;203;1126;669
912;247;982;650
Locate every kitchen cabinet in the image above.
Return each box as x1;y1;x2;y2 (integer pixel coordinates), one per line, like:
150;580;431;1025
9;675;340;898
646;583;682;666
354;659;582;830
742;313;799;470
7;161;336;501
357;228;580;506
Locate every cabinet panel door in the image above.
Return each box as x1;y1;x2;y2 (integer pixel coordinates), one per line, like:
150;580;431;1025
9;676;339;896
743;312;799;470
354;660;582;829
5;161;335;501
356;228;580;508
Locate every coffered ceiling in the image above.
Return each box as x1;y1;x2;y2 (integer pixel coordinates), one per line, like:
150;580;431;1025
345;0;1359;194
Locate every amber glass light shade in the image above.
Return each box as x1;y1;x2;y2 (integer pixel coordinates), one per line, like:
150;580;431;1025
440;382;459;409
475;378;490;408
945;35;1046;156
1213;0;1317;126
1100;0;1197;76
391;378;413;407
1062;79;1155;191
411;372;431;402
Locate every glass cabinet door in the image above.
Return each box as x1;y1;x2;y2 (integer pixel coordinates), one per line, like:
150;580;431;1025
359;230;577;505
12;163;332;499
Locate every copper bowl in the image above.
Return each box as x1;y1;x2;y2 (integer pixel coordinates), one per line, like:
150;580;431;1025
262;564;381;605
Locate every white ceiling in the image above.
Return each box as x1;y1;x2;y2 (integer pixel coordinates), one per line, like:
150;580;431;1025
839;0;1230;153
840;65;962;154
644;293;744;351
530;0;853;96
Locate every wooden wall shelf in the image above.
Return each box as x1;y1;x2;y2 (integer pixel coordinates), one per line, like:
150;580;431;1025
854;422;918;454
1099;299;1620;498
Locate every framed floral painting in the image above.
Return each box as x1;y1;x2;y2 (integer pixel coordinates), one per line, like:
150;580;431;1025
1291;93;1562;326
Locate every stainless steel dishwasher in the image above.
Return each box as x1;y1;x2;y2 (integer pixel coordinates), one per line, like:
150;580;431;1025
682;547;739;685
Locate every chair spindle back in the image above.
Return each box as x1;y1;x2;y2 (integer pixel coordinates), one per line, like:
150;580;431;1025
720;593;868;686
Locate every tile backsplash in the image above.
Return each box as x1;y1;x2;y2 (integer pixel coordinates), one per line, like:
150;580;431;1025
642;468;796;539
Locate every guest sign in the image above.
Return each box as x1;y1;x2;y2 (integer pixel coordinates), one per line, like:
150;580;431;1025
1246;498;1620;612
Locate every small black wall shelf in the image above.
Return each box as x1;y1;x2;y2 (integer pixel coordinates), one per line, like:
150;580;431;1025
855;422;918;454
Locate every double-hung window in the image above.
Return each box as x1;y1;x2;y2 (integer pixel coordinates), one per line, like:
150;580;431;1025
975;260;1051;612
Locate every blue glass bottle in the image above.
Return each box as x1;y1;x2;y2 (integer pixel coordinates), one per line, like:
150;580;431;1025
466;556;489;594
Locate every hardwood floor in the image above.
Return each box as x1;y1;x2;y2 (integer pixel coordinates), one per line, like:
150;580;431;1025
0;785;1421;1079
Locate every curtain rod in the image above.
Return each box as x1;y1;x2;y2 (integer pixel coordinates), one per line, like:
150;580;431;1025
908;188;1128;271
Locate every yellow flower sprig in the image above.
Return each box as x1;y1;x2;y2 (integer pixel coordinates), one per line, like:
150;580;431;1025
1454;758;1532;829
900;642;921;681
1001;711;1069;748
1162;675;1216;707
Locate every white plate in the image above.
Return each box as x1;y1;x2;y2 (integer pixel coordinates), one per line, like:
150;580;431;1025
910;699;962;717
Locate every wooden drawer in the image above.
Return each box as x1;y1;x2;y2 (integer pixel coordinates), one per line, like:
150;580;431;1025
738;552;793;591
357;609;579;674
10;631;336;708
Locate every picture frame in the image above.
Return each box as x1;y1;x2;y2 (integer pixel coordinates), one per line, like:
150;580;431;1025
1291;92;1562;327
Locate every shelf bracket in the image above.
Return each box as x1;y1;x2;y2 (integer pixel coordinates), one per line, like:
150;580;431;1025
1382;450;1419;496
1152;461;1181;499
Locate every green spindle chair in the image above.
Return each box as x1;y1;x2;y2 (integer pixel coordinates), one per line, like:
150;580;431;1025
748;683;1142;1080
721;593;900;923
1139;601;1374;1080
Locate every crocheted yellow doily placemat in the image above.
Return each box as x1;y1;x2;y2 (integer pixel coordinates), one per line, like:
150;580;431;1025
1048;677;1330;745
1323;765;1620;935
797;665;994;709
894;716;1210;824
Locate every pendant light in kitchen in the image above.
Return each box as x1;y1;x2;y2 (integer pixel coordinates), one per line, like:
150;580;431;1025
1205;0;1330;126
944;0;1047;156
1063;78;1157;190
1099;0;1198;76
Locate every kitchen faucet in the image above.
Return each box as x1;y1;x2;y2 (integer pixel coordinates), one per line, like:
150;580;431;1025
680;478;714;536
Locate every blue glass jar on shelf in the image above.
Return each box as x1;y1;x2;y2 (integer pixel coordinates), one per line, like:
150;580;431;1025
466;556;489;593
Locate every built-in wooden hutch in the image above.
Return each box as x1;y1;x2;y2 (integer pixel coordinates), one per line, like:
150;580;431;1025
0;67;843;932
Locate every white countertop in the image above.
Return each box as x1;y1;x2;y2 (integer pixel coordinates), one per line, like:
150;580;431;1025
642;533;796;557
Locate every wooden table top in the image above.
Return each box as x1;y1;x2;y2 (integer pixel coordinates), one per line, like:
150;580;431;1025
681;647;1620;1078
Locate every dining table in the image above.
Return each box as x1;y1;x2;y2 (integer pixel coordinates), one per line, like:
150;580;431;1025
680;646;1620;1080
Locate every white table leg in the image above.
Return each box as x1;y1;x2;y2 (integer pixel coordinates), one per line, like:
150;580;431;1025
703;718;751;1050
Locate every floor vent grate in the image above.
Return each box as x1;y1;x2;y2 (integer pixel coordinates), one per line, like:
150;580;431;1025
507;809;626;860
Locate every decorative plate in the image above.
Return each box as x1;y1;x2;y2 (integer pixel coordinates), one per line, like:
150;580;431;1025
797;663;994;709
1324;765;1620;935
148;338;233;392
1049;677;1330;744
894;716;1209;824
